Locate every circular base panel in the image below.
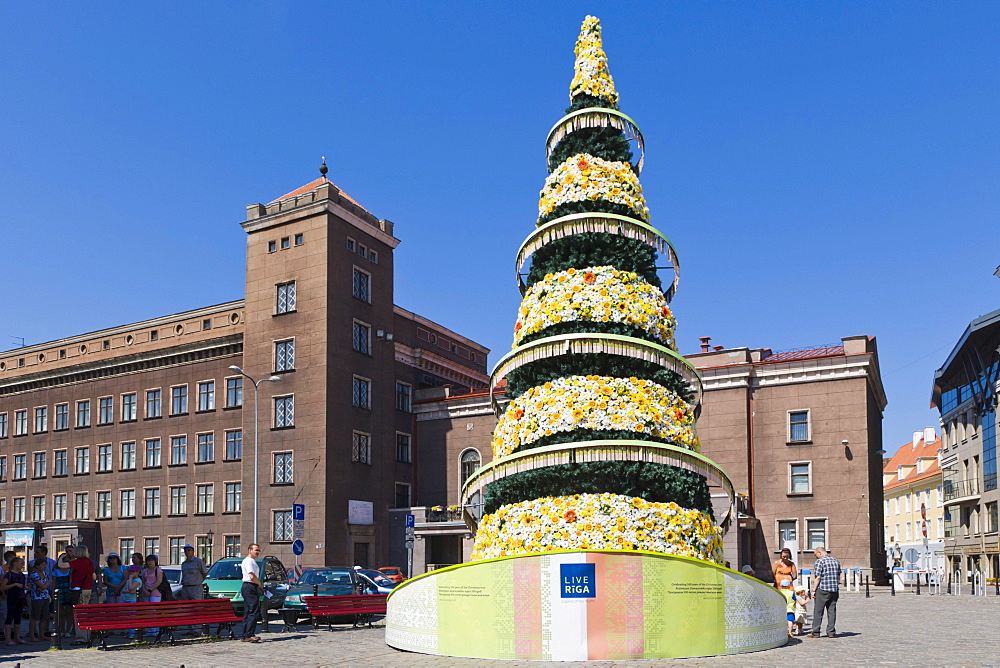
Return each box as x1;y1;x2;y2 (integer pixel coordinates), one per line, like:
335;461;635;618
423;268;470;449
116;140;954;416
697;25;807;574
385;550;787;660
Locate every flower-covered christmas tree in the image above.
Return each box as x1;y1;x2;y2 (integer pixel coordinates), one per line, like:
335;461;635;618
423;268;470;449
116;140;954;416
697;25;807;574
468;16;725;564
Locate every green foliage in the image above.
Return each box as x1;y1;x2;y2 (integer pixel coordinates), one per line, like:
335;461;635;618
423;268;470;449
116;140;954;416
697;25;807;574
538;200;645;227
504;353;693;402
526;233;660;287
566;93;619;113
549;127;633;173
483;461;714;518
518;320;668;352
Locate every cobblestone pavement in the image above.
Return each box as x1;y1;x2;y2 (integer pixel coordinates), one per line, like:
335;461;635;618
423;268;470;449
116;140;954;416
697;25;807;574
1;590;997;667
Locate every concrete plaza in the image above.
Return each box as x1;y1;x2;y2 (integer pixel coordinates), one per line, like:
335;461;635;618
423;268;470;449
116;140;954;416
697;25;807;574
1;590;996;667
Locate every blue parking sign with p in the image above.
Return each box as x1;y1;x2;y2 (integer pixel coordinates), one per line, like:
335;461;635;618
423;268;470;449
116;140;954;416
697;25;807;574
293;503;305;521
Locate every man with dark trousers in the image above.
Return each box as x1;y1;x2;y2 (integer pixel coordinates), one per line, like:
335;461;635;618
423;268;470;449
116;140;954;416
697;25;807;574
239;543;263;642
809;546;841;638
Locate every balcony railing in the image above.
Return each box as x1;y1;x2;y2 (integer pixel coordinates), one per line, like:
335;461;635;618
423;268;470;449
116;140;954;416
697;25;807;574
943;478;981;502
425;507;463;523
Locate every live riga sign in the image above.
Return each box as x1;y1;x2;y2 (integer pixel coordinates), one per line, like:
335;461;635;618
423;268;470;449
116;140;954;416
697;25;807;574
560;563;596;598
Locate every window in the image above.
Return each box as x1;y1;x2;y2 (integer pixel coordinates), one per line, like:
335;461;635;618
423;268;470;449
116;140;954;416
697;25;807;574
369;249;378;263
197;433;214;462
788;410;810;443
988;502;999;534
273;451;293;483
226;377;243;408
197;535;212;564
54;450;68;476
197;381;215;411
53;494;67;520
789;462;812;494
347;238;355;252
170;436;187;465
396;382;411;412
169;537;184;566
275;339;295;371
294;233;304;246
150;329;158;341
34;407;48;433
0;455;5;480
75;493;89;520
122;393;137;421
99;397;114;424
32;452;46;478
281;236;290;250
276;281;296;314
903;494;911;514
119;538;135;559
353;268;370;302
197;484;214;513
225;430;242;460
274;395;294;428
778;520;797;549
32;496;45;521
170;386;188;415
396;433;411;463
353;322;370;354
15;410;27;435
121;442;136;470
905;522;912;541
144;488;161;516
76;400;91;428
225;483;241;512
937;516;945;539
75;447;90;474
13;497;26;522
0;412;7;438
807;519;827;549
394;483;411;509
225;535;241;558
144;537;160;557
461;450;481;483
146;389;162;418
273;510;293;541
13;454;27;480
0;498;5;522
170;486;187;515
202;318;212;330
97;491;111;519
352;432;371;464
353;377;370;408
55;404;68;430
97;444;112;472
139;438;159;468
268;240;277;253
120;489;135;518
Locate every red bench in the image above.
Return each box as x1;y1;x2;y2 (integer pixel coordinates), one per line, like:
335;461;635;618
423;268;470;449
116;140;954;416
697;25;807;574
73;599;242;649
303;594;388;629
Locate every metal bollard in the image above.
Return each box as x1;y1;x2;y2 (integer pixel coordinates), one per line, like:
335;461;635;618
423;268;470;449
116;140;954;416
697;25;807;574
916;573;921;595
890;570;895;596
996;577;999;596
54;588;62;650
313;583;319;597
865;575;870;598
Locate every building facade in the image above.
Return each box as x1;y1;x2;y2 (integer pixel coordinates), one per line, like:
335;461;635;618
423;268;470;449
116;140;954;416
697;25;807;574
882;428;944;576
0;175;489;570
932;307;1000;585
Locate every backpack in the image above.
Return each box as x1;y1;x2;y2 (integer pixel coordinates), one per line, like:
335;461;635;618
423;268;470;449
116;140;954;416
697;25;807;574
155;568;175;601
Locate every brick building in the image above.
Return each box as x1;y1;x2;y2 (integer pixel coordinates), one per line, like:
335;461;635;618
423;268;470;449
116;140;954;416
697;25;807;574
0;175;488;570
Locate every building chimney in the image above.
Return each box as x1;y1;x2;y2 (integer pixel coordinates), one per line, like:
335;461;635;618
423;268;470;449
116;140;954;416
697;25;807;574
699;336;711;353
913;430;923;448
713;345;723;351
924;426;936;444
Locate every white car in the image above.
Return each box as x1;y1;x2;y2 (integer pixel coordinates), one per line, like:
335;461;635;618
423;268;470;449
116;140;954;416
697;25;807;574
160;565;184;597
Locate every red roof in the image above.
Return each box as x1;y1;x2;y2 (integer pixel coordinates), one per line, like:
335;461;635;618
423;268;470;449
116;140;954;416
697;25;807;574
270;177;373;217
762;346;845;363
883;435;942;491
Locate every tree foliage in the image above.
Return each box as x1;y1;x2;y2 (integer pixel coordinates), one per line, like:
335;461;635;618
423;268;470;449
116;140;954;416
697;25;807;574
549;127;633;173
526;233;660;288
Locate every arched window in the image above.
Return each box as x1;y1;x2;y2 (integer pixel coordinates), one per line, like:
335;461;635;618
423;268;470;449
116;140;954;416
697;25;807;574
461;449;481;484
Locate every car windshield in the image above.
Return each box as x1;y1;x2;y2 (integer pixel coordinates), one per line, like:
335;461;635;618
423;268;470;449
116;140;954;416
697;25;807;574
299;569;354;586
207;560;249;580
380;568;400;575
359;570;393;586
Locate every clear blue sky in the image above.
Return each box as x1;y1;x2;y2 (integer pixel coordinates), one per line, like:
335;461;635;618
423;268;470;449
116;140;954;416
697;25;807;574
2;2;999;450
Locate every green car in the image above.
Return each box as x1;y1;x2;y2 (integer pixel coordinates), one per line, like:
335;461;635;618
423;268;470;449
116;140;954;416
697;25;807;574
281;567;360;625
204;556;290;617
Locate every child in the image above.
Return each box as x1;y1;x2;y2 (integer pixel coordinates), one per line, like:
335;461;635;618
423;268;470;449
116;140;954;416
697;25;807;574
1;557;27;645
777;579;795;637
793;587;810;636
122;567;142;639
27;559;51;643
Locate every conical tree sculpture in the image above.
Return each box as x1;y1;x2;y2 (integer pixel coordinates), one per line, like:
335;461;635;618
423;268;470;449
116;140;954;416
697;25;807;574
468;16;726;563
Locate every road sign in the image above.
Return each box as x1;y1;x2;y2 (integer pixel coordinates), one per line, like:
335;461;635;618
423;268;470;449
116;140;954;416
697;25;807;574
293;504;305;521
921;503;927;521
405;526;415;540
405;513;415;528
293;526;304;539
292;539;304;555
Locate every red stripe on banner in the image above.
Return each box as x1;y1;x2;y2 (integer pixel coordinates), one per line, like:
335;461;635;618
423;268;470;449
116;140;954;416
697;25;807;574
512;557;543;659
587;553;645;660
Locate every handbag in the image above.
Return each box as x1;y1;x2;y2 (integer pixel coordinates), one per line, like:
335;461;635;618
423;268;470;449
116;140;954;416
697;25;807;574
155;568;175;601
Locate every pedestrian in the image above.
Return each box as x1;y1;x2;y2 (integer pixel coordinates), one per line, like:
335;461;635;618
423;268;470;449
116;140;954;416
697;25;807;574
35;545;58;639
140;554;164;637
129;552;145;601
793;587;810;636
68;545;97;645
178;544;208;636
122;567;142;640
102;553;126;604
54;551;73;638
808;546;841;638
27;558;51;642
777;581;795;637
1;557;28;645
772;548;797;590
0;550;11;640
238;543;263;643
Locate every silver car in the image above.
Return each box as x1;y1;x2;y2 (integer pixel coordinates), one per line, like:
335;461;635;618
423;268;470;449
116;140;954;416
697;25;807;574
160;565;183;597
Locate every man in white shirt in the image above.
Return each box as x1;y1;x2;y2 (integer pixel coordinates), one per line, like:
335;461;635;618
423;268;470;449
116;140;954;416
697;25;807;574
239;544;263;642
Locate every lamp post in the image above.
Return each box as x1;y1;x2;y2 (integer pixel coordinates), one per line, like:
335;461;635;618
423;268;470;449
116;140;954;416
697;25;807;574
229;365;281;545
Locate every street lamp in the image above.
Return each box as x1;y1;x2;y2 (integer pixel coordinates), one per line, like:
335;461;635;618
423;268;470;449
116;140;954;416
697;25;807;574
229;365;281;545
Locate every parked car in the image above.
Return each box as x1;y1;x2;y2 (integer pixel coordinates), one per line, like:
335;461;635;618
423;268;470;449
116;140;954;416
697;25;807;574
356;568;399;595
160;565;183;597
204;556;290;615
281;567;360;625
377;566;404;583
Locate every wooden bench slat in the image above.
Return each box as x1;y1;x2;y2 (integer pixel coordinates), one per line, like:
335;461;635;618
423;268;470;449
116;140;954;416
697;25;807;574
72;599;242;649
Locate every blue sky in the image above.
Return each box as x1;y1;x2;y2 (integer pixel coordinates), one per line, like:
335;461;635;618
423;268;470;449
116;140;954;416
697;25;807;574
2;2;999;450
